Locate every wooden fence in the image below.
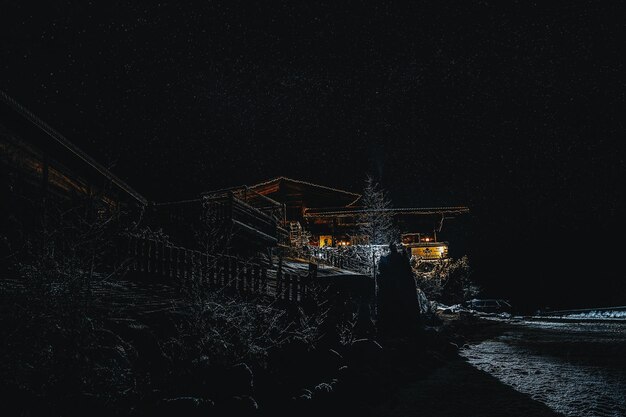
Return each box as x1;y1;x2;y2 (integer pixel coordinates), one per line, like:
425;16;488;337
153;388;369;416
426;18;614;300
123;235;312;304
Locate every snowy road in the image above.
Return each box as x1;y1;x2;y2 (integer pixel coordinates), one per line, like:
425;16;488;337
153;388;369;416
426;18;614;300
460;319;626;417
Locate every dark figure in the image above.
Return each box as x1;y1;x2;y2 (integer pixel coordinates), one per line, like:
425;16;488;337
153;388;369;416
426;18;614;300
376;243;420;338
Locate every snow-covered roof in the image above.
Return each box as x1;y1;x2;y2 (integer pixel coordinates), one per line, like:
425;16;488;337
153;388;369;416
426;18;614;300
250;176;362;206
304;206;470;218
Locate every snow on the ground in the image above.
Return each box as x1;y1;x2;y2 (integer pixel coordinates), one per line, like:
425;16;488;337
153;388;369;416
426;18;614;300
434;303;512;319
461;321;626;417
562;310;626;320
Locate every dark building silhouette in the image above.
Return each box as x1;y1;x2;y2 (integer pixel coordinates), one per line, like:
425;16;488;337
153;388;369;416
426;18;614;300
0;90;147;211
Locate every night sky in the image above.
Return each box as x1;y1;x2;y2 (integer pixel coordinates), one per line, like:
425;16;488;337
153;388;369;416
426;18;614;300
2;1;624;310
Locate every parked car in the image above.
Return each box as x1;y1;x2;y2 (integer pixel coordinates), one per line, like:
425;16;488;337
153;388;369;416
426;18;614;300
464;298;512;314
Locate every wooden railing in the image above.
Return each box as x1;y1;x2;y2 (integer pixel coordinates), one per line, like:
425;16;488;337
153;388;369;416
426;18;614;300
286;245;375;276
204;193;279;245
123;235;312;304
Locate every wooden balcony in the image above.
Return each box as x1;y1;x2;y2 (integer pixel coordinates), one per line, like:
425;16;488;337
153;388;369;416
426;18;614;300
203;192;281;247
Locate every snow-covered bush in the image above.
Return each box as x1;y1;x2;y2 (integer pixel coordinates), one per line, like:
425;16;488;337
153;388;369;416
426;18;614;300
413;255;478;305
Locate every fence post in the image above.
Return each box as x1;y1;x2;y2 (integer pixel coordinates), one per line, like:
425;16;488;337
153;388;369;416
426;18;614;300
180;248;186;286
261;265;267;295
177;248;183;284
136;238;142;274
231;259;238;291
218;256;224;287
239;261;245;293
223;256;230;289
184;249;190;286
228;192;234;223
186;250;192;287
173;247;180;281
252;264;261;294
211;255;218;288
232;259;239;291
162;243;167;278
166;244;172;278
125;236;131;272
181;249;188;285
128;236;137;272
140;239;148;276
194;251;199;286
239;262;245;294
276;258;283;299
206;255;212;288
161;241;167;276
280;273;287;301
244;263;249;293
300;274;307;301
291;274;299;302
149;239;155;275
190;251;197;286
154;240;160;276
175;248;181;284
143;239;149;275
286;273;293;302
169;246;175;280
215;255;221;287
200;253;207;287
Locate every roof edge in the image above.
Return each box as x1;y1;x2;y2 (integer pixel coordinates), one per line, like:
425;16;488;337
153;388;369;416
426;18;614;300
0;89;148;206
304;206;470;217
250;176;361;198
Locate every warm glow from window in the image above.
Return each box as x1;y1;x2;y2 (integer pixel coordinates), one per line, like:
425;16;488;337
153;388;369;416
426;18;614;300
319;235;333;247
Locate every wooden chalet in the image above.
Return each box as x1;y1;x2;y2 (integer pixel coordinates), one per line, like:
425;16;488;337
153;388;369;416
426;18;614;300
246;177;361;246
0;90;147;212
242;177;469;260
248;177;361;221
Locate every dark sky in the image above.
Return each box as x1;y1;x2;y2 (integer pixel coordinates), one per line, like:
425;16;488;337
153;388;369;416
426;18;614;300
2;1;624;310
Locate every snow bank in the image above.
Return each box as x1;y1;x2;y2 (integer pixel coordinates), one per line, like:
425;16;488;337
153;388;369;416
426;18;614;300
562;310;626;320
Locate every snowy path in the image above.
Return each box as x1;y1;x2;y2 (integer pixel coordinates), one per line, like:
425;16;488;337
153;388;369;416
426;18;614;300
372;357;563;417
460;320;626;417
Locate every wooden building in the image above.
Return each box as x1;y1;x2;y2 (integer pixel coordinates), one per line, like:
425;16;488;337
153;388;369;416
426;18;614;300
148;187;288;251
303;205;469;259
0;90;147;211
248;177;361;222
242;177;468;259
1;90;149;268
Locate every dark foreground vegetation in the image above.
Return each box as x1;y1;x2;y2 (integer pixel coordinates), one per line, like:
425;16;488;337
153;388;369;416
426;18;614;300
0;267;471;417
1;213;561;417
